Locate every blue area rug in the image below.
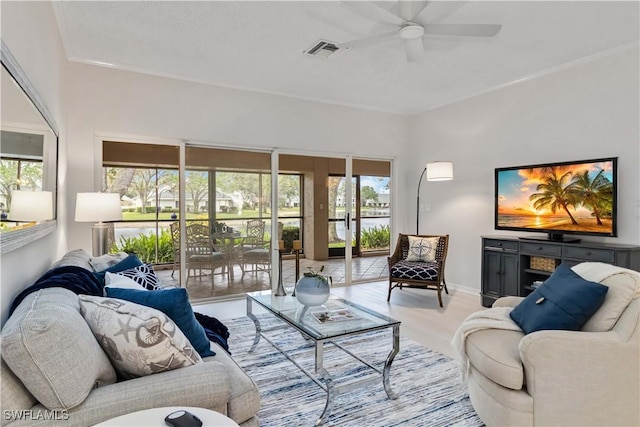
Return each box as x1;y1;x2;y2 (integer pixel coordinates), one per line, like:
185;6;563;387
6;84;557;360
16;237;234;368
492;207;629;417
226;314;483;426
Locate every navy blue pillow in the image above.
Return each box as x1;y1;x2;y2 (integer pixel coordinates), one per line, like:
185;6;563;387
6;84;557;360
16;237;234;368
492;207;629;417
510;263;608;334
105;287;215;357
94;254;143;285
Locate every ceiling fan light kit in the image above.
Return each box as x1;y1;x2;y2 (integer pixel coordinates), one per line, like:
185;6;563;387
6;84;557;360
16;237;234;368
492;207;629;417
399;24;425;40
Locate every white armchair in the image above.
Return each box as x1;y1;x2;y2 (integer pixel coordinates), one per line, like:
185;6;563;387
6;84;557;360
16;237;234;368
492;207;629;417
459;263;639;426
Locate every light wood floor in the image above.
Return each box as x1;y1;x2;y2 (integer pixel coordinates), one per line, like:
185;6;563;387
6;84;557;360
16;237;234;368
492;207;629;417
193;281;484;359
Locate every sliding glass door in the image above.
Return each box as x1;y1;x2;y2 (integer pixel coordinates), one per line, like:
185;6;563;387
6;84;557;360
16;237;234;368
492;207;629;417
328;175;357;257
102;139;392;299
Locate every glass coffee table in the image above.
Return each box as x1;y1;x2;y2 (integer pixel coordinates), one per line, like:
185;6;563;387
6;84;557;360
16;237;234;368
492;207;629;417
246;290;401;425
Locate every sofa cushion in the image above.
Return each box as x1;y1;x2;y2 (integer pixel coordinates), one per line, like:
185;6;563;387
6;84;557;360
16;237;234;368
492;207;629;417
205;343;261;424
465;328;526;390
406;236;438;262
0;360;37;427
50;248;93;271
510;263;608;334
89;252;129;272
572;262;639;332
79;295;202;379
1;288;117;410
105;287;215;357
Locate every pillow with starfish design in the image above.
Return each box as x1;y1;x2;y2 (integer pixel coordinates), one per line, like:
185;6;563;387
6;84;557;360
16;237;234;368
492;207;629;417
78;295;201;379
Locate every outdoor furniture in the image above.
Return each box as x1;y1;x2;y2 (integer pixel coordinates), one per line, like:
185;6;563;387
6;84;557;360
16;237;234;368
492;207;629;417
170;221;180;278
238;221;283;280
238;220;270;279
211;229;241;281
387;233;449;307
185;223;229;288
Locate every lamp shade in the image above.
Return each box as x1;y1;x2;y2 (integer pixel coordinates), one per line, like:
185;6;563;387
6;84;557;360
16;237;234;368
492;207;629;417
75;192;122;222
426;161;454;181
8;190;53;222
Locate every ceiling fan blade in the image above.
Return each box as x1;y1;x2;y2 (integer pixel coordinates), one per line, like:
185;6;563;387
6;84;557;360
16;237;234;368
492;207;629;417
397;1;414;21
404;37;424;62
396;0;430;21
423;23;502;37
342;1;406;27
339;30;399;50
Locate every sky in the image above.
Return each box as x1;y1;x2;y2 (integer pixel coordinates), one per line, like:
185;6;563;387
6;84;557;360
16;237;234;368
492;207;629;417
361;176;390;194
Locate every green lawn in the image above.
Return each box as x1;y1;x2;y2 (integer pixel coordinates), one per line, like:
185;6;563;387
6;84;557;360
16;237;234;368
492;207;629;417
121;207;302;221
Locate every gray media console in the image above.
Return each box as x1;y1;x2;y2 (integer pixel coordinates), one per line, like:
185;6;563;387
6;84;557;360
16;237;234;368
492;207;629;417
480;235;640;308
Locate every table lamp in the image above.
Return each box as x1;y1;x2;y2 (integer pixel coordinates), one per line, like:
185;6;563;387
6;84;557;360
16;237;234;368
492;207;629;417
8;190;53;223
75;192;122;256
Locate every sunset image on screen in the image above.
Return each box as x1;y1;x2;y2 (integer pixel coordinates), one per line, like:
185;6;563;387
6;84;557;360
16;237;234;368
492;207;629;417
496;160;614;234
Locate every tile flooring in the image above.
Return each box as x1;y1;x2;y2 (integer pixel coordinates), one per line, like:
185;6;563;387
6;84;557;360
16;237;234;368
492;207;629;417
155;255;389;302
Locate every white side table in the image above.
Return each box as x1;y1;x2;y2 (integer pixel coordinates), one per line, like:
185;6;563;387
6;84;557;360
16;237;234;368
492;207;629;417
93;406;239;427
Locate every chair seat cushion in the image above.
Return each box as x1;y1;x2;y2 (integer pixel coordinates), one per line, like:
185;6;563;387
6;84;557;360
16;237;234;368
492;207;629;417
466;328;526;390
189;252;225;262
244;249;269;261
390;260;439;281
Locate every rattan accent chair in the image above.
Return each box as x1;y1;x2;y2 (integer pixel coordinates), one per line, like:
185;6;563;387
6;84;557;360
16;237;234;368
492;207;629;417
387;233;449;307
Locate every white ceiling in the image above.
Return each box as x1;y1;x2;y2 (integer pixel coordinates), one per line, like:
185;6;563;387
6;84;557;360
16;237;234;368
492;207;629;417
53;1;639;115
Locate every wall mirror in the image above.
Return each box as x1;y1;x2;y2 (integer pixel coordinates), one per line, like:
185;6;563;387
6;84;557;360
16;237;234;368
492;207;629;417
0;41;58;254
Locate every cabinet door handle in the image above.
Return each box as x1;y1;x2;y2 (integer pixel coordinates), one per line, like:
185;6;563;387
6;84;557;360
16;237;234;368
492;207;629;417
497;243;502;247
585;251;592;256
537;246;542;250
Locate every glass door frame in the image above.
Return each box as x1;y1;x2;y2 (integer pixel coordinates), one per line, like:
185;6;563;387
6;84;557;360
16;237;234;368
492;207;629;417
328;174;360;258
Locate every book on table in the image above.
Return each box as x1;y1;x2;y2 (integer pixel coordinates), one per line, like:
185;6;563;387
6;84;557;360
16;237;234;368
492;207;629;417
310;308;360;323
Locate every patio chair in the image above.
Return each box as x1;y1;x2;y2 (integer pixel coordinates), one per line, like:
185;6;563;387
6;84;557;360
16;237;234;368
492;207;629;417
239;220;283;280
170;221;180;278
185;223;229;288
387;233;449;307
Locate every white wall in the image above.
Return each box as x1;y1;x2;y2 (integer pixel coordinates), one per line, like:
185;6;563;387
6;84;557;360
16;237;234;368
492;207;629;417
0;1;67;323
408;46;640;293
64;63;409;251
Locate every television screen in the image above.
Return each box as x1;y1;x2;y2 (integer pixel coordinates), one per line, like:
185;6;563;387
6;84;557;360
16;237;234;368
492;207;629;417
495;157;617;239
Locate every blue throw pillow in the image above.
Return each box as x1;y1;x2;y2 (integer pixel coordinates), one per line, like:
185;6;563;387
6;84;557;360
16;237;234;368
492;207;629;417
510;263;608;334
105;287;215;357
94;254;143;285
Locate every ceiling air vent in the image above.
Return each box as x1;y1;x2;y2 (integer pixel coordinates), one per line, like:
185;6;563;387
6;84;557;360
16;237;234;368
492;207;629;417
303;40;345;58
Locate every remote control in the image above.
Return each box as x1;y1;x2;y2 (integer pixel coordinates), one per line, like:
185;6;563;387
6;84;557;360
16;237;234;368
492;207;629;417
164;410;203;427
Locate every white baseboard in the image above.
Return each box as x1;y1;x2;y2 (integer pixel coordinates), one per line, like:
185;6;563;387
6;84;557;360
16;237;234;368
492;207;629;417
446;282;480;296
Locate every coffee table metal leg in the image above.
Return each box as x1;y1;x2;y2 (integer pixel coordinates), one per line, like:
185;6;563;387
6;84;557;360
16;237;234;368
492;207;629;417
382;324;400;399
247;297;261;353
316;368;335;426
315;341;335;426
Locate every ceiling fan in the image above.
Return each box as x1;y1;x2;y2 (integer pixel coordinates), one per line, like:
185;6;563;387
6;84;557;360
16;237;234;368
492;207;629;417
338;1;502;62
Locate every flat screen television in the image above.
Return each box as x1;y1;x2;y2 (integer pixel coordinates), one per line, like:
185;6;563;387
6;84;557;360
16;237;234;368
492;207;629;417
495;157;617;241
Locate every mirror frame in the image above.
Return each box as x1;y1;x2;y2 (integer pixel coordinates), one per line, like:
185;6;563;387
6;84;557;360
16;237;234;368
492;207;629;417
0;40;59;254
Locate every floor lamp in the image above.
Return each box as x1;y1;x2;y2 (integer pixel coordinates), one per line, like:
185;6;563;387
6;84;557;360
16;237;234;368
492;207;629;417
75;192;123;256
416;161;453;234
